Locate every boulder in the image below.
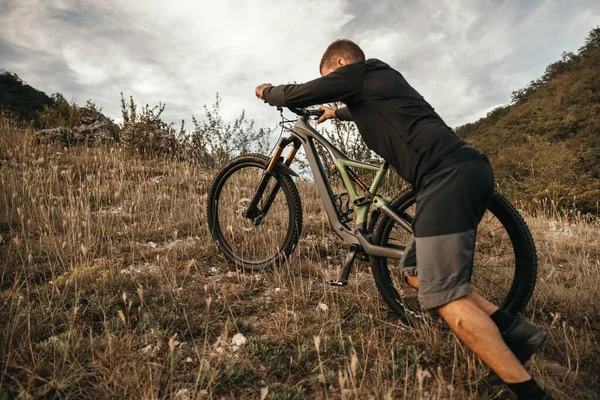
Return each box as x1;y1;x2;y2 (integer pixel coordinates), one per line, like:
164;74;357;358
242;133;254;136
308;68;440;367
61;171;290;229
34;127;71;145
36;107;119;146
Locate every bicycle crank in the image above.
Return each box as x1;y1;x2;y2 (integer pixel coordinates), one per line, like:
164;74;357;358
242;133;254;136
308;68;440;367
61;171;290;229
329;244;362;286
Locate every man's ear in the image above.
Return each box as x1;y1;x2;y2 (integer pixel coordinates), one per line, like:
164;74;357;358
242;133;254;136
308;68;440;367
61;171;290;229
337;57;347;67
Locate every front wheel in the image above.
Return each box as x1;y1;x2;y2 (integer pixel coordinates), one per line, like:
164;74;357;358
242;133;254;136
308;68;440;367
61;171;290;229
207;154;303;270
371;190;537;324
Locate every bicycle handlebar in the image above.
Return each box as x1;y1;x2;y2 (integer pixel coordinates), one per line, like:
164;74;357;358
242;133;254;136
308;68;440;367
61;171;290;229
287;107;324;118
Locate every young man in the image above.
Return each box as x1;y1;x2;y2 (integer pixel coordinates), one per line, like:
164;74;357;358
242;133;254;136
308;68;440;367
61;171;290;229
255;40;551;400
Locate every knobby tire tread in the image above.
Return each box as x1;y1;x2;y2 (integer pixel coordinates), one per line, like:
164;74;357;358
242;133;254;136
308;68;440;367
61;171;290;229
371;190;537;322
207;153;303;270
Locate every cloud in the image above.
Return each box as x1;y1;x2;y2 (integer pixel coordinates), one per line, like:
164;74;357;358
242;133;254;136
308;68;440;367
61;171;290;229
1;0;599;130
341;0;600;126
1;0;352;127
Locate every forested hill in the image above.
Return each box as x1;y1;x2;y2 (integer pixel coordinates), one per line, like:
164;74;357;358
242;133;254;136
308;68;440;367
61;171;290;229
456;28;600;214
0;70;55;124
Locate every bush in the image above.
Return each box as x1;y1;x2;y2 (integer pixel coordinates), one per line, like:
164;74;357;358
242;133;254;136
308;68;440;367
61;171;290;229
119;93;185;159
38;93;80;129
189;93;271;167
119;93;272;166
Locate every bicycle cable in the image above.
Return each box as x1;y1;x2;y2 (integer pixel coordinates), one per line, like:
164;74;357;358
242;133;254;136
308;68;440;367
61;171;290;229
266;107;286;158
267;106;300;157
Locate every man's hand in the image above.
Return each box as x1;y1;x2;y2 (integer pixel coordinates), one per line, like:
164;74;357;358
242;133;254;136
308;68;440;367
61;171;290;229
317;105;337;124
255;83;273;100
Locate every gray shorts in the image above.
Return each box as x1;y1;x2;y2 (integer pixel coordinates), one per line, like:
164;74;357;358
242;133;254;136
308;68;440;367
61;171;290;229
402;153;494;309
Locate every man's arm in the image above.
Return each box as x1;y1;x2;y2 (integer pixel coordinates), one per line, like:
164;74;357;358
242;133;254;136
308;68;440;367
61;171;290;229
262;65;362;108
335;107;353;121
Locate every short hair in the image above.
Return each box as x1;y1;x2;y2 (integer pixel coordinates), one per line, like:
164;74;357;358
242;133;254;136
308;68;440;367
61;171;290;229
319;39;366;73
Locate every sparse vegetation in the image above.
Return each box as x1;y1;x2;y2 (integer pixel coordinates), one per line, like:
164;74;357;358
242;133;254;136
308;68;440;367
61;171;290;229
189;94;272;168
1;116;598;399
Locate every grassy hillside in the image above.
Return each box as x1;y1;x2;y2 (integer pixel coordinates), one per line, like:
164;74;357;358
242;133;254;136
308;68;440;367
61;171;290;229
456;28;600;214
1;118;599;399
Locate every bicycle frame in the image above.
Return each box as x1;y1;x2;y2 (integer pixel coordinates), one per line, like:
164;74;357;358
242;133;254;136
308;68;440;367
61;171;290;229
265;116;411;260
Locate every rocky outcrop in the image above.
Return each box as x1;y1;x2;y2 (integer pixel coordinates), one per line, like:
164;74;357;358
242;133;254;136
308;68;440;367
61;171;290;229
36;108;119;146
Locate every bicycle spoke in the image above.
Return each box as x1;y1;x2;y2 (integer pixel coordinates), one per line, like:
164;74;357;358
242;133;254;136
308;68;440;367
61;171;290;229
372;192;531;322
473;263;514;279
216;164;292;264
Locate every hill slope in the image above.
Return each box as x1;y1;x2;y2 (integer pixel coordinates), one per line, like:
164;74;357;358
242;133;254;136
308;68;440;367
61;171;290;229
0;71;55;124
456;28;600;214
1;116;599;399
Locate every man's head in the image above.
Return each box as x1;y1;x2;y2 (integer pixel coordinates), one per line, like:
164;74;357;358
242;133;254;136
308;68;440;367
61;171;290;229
319;39;365;76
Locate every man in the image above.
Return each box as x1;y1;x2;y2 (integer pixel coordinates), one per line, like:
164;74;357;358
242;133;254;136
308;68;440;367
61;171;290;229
255;39;551;399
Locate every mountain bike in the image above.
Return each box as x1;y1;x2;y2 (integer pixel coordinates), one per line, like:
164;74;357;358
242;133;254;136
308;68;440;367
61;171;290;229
207;107;537;322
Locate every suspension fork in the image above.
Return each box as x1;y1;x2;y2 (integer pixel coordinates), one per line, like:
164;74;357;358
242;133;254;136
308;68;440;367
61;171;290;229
244;138;300;224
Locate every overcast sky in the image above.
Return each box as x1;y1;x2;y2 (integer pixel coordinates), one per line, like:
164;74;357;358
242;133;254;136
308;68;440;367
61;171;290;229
1;0;599;130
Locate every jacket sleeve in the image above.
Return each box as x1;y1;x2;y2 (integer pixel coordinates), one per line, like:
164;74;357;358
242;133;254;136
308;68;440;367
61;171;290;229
335;107;353;121
262;64;362;108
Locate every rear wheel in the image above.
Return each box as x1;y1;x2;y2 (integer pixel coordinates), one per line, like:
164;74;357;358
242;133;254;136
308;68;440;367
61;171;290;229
371;190;537;324
207;154;302;270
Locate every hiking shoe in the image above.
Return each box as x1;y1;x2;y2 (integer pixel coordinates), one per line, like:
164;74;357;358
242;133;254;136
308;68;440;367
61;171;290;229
506;388;553;400
486;317;548;385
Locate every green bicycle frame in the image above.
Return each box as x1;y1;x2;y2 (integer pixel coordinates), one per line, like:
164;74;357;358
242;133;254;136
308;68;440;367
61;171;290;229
268;116;412;259
334;158;389;226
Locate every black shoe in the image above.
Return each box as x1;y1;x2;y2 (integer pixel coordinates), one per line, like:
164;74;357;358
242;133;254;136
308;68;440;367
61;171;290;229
486;317;548;385
507;388;553;400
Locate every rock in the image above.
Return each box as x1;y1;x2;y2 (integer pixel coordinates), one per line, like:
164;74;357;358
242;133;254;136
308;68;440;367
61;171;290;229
71;107;119;143
35;107;118;146
34;127;71;145
231;333;247;346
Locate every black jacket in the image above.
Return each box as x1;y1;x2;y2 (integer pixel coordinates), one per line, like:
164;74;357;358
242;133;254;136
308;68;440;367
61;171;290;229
262;59;466;187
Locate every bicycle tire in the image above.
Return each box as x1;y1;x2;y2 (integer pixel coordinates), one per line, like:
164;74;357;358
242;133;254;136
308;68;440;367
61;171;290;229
371;190;537;323
207;154;303;270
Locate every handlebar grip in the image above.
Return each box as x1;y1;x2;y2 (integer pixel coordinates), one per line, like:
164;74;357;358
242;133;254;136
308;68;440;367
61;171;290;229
287;107;324;118
306;108;325;117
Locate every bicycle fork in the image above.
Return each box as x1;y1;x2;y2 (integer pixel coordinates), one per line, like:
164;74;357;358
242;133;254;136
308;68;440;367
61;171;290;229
243;138;300;225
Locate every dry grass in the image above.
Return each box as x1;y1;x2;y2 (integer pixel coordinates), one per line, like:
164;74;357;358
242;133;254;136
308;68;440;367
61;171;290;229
1;119;598;399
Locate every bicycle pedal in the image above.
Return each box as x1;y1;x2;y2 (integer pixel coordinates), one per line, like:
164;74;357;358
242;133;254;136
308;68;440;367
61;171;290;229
329;279;348;287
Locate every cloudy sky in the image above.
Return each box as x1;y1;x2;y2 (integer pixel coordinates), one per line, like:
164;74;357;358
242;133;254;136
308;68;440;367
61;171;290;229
1;0;599;130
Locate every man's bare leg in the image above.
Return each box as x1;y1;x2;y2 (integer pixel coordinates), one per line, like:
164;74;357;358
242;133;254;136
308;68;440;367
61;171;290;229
406;276;498;315
436;296;531;383
405;275;530;383
469;291;499;316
